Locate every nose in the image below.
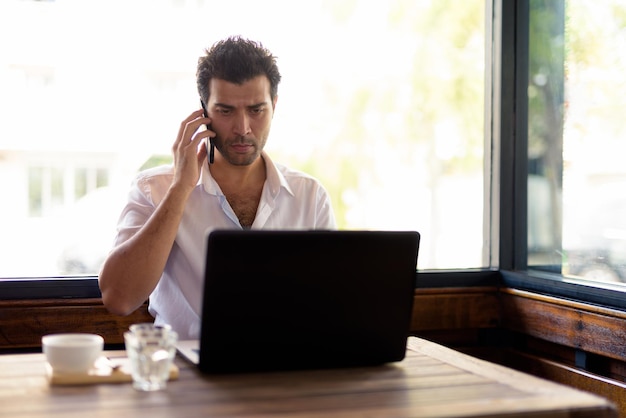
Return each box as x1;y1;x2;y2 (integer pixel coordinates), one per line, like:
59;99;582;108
233;112;251;136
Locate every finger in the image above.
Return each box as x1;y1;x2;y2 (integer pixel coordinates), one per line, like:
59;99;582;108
197;140;208;167
188;128;211;151
174;109;205;147
174;121;211;159
185;114;213;146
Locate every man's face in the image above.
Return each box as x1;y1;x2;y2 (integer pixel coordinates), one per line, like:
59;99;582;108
206;75;277;166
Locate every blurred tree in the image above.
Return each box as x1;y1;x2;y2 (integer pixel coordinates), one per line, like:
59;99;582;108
527;0;565;264
298;0;485;230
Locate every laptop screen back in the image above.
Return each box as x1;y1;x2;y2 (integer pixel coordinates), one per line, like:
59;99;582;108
199;229;420;374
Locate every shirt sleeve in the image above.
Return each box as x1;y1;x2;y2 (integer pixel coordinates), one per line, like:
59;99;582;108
113;176;156;247
315;184;337;230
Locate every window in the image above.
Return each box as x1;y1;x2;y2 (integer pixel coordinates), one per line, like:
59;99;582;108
10;0;625;310
0;0;486;282
526;0;626;286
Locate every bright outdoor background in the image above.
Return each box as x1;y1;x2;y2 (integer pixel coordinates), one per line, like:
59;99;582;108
0;0;486;278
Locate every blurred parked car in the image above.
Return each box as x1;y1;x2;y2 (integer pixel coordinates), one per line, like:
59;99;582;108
56;187;127;275
563;183;626;283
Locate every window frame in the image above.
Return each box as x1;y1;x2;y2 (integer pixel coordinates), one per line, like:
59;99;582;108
0;277;101;300
495;0;626;311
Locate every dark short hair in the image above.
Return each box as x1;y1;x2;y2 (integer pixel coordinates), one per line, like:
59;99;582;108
197;36;281;104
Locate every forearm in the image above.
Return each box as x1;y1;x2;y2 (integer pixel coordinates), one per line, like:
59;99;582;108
98;184;193;315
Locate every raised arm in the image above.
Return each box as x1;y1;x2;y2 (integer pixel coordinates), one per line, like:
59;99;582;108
98;109;212;315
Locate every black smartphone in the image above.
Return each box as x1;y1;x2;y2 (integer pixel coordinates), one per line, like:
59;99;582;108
200;99;214;164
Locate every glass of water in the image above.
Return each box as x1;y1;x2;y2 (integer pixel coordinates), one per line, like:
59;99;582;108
124;323;178;391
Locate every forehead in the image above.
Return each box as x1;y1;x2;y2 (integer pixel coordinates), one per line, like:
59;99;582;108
208;75;271;106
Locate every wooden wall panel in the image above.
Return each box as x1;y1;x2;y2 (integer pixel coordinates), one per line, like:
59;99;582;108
500;288;626;361
0;299;152;351
0;287;500;352
410;287;500;331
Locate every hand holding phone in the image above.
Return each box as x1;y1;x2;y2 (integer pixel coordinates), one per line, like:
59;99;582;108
200;99;215;164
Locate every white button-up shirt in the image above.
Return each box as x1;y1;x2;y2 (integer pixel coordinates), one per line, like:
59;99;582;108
113;152;336;339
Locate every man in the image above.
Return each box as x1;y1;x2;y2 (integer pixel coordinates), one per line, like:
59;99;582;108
99;36;336;339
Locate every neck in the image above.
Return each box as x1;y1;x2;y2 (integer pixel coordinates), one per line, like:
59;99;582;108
209;155;266;188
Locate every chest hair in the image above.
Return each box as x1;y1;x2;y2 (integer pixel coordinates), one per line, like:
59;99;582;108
223;188;262;228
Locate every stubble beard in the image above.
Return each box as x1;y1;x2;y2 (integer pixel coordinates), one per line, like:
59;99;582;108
215;135;265;166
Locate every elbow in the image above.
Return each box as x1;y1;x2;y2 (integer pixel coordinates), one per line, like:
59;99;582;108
100;287;139;316
99;271;143;316
98;248;153;316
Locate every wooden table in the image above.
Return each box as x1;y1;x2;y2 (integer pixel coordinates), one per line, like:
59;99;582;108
0;337;617;417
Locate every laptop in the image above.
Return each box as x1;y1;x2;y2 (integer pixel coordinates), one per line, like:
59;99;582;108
177;229;420;374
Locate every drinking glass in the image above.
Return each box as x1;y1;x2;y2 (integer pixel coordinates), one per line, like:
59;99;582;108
124;323;178;391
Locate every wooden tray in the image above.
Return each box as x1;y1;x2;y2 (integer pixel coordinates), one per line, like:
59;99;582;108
46;356;179;386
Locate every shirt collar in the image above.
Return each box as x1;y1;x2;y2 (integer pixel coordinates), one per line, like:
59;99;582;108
199;151;294;198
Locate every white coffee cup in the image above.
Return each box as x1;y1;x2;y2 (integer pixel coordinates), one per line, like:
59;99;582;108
42;333;104;374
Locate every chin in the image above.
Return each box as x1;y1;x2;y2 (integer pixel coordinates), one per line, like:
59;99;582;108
227;154;259;166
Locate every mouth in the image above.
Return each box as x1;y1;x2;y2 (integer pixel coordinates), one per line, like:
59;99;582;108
229;140;255;154
231;143;253;153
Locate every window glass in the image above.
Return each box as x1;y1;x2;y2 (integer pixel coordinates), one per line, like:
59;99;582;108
528;0;626;284
0;0;485;278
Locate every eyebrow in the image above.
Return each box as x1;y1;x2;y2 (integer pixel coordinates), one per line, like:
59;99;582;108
213;102;268;110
